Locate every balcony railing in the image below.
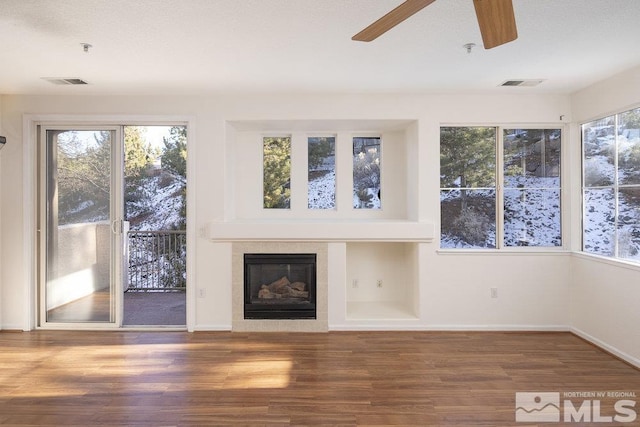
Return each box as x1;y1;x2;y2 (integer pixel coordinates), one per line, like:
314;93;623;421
126;230;186;292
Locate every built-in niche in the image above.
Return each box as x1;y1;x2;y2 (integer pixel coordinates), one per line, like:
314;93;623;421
225;120;418;221
346;242;419;320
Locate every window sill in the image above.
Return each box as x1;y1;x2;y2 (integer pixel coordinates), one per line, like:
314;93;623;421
571;251;640;272
207;220;435;242
436;248;571;256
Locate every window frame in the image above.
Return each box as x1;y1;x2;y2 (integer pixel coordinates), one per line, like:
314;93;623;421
581;106;640;263
262;134;292;210
352;135;383;210
439;124;565;252
307;134;337;210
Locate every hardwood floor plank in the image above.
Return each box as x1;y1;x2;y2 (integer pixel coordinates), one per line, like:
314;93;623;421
0;331;638;426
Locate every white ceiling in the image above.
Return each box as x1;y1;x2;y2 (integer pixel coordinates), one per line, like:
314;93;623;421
1;0;640;96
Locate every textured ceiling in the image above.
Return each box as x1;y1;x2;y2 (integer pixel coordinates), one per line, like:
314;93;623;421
1;0;639;95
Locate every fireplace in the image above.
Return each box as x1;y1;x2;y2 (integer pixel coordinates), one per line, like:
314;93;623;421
244;253;316;319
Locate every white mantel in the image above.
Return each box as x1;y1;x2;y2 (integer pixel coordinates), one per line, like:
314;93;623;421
207;220;434;242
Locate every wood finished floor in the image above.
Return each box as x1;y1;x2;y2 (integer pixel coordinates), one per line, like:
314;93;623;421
0;331;638;426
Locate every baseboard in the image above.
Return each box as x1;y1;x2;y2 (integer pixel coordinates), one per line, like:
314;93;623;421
329;324;569;332
0;324;27;331
571;327;640;369
192;324;232;332
330;324;430;331
423;324;569;332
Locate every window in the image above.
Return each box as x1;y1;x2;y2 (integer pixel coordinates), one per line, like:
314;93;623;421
503;129;562;246
308;136;336;209
440;126;562;249
582;107;640;261
440;127;497;248
353;136;381;209
263;136;291;209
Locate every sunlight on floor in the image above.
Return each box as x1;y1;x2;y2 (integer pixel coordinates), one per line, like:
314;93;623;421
222;358;293;389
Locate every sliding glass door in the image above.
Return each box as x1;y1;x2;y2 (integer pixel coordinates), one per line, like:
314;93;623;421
39;127;124;325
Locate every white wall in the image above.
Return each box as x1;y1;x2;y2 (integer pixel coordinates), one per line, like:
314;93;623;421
0;92;574;333
569;65;640;366
571;65;640;122
570;255;640;366
0;94;3;329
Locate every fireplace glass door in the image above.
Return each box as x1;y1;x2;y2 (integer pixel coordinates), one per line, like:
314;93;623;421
244;253;316;319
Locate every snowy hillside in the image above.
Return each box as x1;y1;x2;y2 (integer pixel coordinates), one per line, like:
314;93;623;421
126;171;185;231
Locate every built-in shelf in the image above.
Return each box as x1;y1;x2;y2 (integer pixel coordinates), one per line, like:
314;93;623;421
345;242;419;321
347;301;418;320
207;221;434;242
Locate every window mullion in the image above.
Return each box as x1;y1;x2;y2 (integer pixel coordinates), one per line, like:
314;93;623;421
614;114;620;258
496;127;504;249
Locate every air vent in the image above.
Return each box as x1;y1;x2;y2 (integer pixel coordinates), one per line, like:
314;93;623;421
42;77;89;85
500;79;545;87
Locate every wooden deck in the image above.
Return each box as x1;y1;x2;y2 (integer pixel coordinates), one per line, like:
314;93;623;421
0;330;638;426
45;291;186;326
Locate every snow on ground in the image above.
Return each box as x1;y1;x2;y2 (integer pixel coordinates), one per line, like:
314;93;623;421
583;189;615;256
308;170;336;209
353;188;381;210
440;168;640;258
308;168;382;210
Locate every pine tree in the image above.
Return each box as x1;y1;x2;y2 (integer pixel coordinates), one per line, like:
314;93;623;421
440;127;496;210
263;137;291;209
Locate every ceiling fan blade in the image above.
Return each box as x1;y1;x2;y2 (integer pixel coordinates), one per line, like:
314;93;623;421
352;0;437;42
473;0;518;49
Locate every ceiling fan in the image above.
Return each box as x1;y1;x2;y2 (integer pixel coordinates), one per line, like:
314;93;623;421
352;0;517;49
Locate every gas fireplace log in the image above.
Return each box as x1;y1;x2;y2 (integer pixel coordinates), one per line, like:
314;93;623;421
268;276;291;293
290;282;306;291
258;277;309;299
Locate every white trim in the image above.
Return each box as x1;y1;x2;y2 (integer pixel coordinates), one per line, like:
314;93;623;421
207;220;435;242
330;324;431;331
23;114;196;331
185;118;197;332
571;326;640;369
329;324;569;331
438;124;567;251
192;324;232;331
422;324;569;331
22;116;36;331
436;249;571;256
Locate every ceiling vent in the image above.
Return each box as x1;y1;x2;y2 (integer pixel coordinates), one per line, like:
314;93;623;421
42;77;89;85
500;79;545;87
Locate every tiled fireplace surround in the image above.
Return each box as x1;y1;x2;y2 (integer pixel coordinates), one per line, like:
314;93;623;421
232;242;329;332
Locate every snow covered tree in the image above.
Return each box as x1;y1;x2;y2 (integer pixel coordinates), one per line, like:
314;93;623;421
620;107;640;129
352;137;381;209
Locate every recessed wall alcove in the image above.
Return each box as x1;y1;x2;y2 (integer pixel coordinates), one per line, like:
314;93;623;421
218;118;432;331
346;242;419;320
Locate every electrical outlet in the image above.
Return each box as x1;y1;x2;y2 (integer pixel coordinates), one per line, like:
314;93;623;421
490;287;498;298
352;279;358;288
377;280;383;288
198;288;206;298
